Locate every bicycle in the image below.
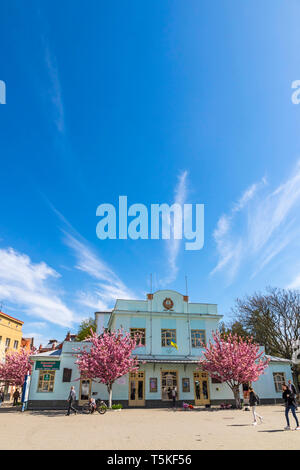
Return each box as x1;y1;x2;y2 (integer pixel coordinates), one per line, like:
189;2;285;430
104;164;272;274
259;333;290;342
82;399;107;415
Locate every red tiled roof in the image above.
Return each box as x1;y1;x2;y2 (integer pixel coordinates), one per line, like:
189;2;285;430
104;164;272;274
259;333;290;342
0;311;24;324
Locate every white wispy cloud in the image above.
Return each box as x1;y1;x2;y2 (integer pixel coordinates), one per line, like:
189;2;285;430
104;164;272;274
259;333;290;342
212;161;300;283
211;179;266;279
64;232;135;310
23;321;47;330
44;45;65;133
0;247;74;327
161;170;188;285
288;275;300;289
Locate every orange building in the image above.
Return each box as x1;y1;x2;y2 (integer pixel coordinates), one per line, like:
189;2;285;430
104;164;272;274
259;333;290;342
21;337;34;351
0;311;25;400
0;311;24;361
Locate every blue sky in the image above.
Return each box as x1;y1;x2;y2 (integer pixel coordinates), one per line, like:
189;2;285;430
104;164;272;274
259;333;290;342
1;0;300;346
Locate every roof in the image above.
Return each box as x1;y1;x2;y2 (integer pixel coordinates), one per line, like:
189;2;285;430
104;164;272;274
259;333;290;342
138;357;199;364
0;310;24;324
32;349;62;358
266;355;292;364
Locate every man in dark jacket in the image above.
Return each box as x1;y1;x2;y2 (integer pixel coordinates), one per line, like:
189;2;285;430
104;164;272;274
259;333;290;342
0;389;4;407
13;389;20;406
249;387;263;425
282;384;300;430
66;386;77;416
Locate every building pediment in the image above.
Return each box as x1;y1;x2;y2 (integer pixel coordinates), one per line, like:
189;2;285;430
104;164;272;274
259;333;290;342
149;290;187;313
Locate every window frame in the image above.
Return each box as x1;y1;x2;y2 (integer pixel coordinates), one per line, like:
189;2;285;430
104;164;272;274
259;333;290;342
149;377;158;393
273;372;286;393
182;377;190;393
191;329;206;348
161;329;176;347
130;328;146;346
62;368;72;383
37;370;56;393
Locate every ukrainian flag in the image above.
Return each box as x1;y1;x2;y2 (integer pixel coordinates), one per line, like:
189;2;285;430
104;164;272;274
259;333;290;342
170;341;178;350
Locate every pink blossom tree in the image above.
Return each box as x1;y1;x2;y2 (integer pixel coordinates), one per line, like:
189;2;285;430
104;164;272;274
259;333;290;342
75;329;140;408
199;331;270;408
0;348;33;387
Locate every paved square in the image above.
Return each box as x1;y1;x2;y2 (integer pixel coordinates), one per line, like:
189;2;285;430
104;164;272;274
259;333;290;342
0;404;299;450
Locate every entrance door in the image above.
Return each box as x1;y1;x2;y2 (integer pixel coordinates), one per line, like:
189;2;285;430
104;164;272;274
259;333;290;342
161;370;178;401
193;372;210;405
79;378;91;405
128;371;145;406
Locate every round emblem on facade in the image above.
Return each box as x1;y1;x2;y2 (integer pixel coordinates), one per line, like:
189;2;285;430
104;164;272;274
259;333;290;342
163;297;174;310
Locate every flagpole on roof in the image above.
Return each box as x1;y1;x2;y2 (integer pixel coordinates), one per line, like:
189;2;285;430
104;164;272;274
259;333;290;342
185;275;191;356
150;273;153;355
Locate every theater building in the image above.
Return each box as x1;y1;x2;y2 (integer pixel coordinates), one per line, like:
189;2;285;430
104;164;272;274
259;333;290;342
27;290;293;409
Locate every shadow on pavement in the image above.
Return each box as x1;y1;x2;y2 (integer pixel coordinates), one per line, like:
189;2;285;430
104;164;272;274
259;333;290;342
0;405;22;413
226;424;250;427
28;410;72;417
258;430;285;433
0;405;75;417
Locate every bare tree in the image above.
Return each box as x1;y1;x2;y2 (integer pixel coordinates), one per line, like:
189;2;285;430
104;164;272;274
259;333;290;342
232;287;300;360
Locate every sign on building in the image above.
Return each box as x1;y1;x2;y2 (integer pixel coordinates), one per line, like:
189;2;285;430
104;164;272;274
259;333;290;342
35;361;60;370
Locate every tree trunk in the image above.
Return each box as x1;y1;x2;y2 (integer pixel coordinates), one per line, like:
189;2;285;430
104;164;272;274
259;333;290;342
107;384;113;408
232;385;241;409
292;364;300;393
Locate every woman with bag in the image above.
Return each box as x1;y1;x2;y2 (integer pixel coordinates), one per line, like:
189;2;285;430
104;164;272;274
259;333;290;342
282;384;300;430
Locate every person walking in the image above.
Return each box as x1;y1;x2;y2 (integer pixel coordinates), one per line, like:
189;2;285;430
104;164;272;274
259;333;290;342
288;380;298;410
66;386;77;416
0;389;4;408
288;379;297;394
171;387;177;410
282;384;300;430
249;387;263;425
13;389;20;406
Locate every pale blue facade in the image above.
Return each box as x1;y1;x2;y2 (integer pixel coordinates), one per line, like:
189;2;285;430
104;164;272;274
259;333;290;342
28;290;293;409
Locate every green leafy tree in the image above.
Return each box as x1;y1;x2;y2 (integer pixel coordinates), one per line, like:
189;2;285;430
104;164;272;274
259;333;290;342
76;317;97;341
219;320;250;341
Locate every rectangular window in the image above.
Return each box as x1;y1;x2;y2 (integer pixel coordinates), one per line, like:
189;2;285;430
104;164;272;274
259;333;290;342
37;370;56;393
182;378;190;393
149;377;157;393
5;338;10;347
191;330;206;348
62;368;72;383
161;329;176;347
273;372;285;393
13;340;18;349
130;328;146;346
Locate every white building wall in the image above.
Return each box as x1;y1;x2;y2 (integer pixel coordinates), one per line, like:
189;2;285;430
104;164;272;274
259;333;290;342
27;290;294;407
